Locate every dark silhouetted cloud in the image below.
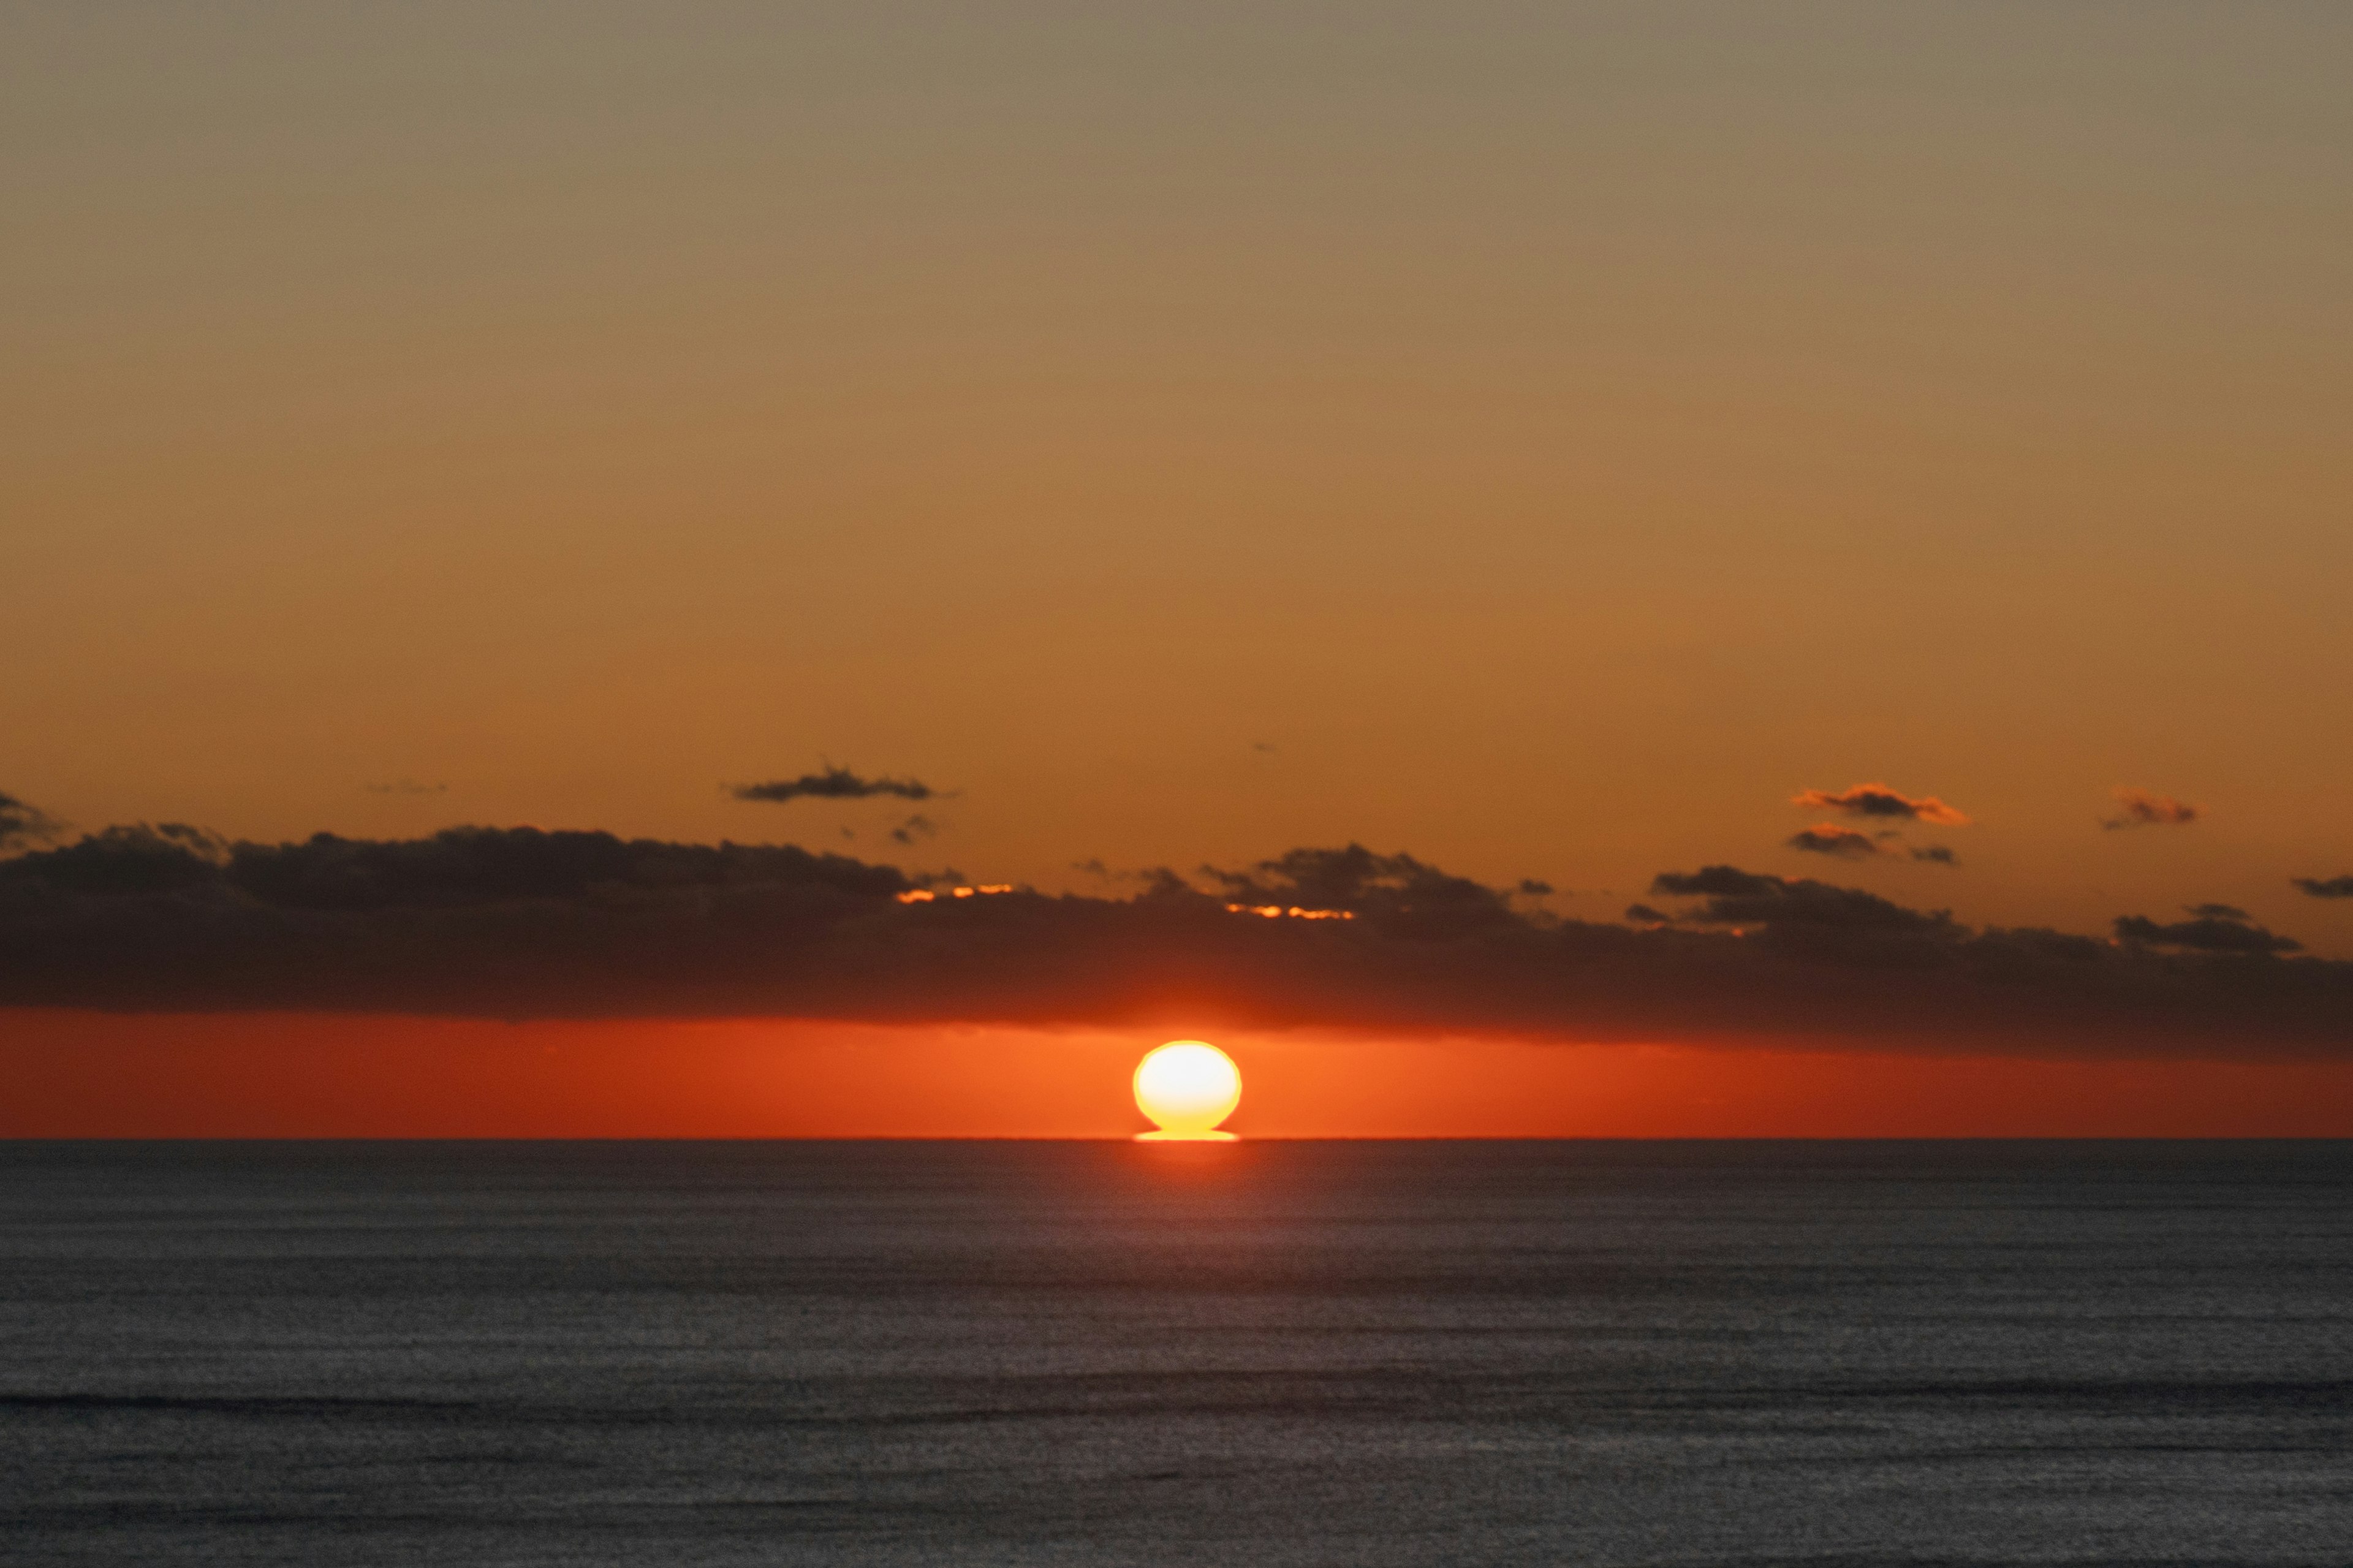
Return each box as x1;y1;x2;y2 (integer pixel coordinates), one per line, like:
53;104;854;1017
1516;879;1554;896
1792;783;1970;825
1911;846;1959;866
2293;876;2353;899
1203;846;1522;941
2;825;2349;1058
1648;866;1953;939
0;792;64;853
2104;787;2200;830
2114;905;2299;955
3;823;225;891
731;767;936;804
890;814;938;846
1787;824;1881;859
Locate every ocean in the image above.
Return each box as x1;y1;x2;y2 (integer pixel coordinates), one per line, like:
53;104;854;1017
4;1140;2349;1565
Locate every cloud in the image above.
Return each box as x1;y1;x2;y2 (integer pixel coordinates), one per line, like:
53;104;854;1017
1648;866;1953;939
2114;905;2300;956
2;825;2349;1058
1910;846;1960;866
2104;787;2200;830
1787;824;1881;859
889;814;938;846
1;822;224;890
2292;876;2353;900
1792;783;1970;825
730;767;937;804
1202;846;1523;940
0;792;64;854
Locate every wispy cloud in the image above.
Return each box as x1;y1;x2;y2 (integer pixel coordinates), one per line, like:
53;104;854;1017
1786;824;1881;859
1792;783;1970;825
731;767;938;804
2291;876;2353;899
2103;787;2200;830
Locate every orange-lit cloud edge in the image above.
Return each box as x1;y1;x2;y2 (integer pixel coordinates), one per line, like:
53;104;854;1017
7;1011;2353;1140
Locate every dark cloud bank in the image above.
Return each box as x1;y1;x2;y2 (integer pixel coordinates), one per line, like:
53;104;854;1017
1;824;2349;1058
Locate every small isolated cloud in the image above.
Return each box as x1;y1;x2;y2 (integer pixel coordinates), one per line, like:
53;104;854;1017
2104;787;2199;830
0;791;64;853
889;814;938;846
1792;783;1970;826
731;767;937;804
1787;824;1881;860
1910;846;1960;866
2114;905;2299;955
1516;878;1554;896
2291;876;2353;900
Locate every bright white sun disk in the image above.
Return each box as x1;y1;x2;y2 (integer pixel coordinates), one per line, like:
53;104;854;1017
1133;1041;1241;1140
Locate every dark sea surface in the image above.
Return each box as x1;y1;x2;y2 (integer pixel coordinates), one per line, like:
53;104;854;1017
3;1141;2350;1566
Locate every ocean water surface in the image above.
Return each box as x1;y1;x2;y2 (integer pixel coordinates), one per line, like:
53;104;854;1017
3;1140;2349;1565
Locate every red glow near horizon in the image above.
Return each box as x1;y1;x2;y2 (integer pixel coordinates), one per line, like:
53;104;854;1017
4;1010;2352;1139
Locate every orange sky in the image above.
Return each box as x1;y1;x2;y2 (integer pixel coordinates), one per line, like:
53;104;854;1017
8;1010;2351;1140
4;7;2351;1135
5;4;2351;947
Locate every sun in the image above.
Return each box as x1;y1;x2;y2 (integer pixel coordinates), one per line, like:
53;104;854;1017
1132;1040;1242;1141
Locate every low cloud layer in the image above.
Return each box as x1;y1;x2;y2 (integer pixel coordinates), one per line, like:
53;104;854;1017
731;767;937;804
1792;783;1970;825
2;824;2347;1058
2104;787;2200;830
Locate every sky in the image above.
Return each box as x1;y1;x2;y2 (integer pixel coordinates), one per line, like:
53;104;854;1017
5;4;2351;1134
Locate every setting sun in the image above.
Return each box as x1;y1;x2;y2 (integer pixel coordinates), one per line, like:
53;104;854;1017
1132;1041;1242;1141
